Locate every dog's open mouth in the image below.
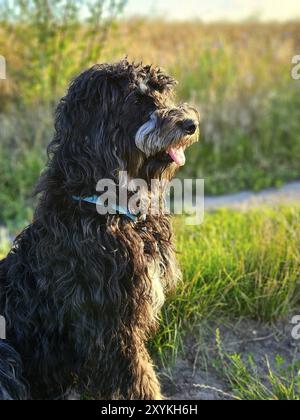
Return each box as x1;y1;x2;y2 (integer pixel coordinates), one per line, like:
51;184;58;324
149;134;199;168
166;146;186;167
165;135;198;167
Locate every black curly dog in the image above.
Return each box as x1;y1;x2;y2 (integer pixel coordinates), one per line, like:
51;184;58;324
0;60;199;400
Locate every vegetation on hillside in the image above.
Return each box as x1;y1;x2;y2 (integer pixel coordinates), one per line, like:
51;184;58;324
1;16;300;226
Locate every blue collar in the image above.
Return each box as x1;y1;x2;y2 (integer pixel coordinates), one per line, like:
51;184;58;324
72;195;138;222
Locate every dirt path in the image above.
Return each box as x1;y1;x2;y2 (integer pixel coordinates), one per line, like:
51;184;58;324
205;181;300;211
160;319;300;400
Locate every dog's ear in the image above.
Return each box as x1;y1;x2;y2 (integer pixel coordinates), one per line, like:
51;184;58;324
45;66;124;193
54;66;115;141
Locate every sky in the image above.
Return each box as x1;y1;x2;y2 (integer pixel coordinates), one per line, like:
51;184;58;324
124;0;300;21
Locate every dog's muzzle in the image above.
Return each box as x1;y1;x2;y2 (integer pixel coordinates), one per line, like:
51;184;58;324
135;106;200;166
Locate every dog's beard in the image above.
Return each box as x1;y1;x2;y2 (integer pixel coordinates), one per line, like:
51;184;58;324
135;111;199;177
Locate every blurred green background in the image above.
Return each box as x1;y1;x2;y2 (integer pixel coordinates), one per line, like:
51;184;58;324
0;0;300;229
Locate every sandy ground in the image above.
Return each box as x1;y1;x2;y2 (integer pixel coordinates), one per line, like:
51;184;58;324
160;319;300;400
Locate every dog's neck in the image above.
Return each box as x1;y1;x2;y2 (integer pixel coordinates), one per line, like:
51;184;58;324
72;195;139;222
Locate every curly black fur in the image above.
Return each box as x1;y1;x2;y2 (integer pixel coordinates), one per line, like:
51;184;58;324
0;60;199;400
0;341;28;400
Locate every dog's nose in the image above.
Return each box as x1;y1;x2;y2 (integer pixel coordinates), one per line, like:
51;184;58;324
181;119;198;135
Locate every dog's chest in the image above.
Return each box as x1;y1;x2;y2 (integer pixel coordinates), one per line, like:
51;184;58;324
139;225;173;316
147;259;165;315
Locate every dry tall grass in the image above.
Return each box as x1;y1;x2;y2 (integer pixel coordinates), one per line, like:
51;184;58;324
1;19;300;225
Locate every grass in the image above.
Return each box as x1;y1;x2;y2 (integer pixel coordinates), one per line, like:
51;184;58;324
0;229;10;260
0;109;51;229
154;207;300;400
215;329;300;400
221;354;300;400
152;206;300;362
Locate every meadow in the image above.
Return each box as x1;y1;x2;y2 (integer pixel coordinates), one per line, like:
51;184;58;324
1;19;300;227
158;207;300;400
157;207;300;355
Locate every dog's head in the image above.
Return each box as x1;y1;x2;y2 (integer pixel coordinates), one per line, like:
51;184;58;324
52;60;199;191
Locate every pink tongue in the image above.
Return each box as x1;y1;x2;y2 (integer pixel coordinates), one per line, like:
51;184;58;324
167;147;186;166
